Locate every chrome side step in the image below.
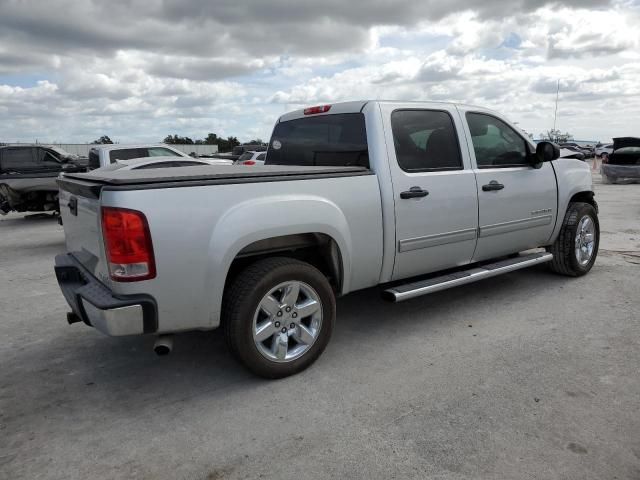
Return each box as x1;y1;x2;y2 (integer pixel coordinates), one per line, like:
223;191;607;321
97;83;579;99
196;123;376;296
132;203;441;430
383;252;553;302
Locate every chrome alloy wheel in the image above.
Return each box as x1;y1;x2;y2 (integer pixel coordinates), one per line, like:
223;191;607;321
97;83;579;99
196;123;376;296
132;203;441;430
575;215;596;266
252;281;323;362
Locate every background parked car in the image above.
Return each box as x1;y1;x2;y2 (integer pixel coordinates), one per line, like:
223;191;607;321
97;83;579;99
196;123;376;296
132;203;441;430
595;143;613;160
0;145;85;214
88;144;192;169
559;143;591;159
559;147;585;160
234;150;266;166
97;156;232;171
601;137;640;184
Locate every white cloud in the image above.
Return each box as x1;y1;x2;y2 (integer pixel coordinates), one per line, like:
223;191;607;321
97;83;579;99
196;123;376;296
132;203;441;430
0;0;638;142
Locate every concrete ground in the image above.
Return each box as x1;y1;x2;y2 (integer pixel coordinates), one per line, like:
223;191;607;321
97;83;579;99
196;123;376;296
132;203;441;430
1;170;639;480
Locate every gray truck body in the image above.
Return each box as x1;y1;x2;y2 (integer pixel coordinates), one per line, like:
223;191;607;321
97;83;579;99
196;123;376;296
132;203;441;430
55;101;594;337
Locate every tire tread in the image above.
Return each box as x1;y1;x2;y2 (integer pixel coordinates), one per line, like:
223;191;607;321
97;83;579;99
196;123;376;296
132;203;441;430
547;202;598;277
222;257;335;378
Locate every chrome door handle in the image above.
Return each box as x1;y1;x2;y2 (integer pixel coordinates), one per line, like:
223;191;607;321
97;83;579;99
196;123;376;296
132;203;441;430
482;181;504;191
400;187;429;199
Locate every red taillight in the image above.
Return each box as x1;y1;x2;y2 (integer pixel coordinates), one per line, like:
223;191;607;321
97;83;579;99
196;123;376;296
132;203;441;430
242;160;256;165
101;207;156;282
304;104;331;115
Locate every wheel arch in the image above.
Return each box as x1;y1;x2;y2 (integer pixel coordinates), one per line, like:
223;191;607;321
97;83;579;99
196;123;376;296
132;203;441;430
204;195;353;328
569;191;598;213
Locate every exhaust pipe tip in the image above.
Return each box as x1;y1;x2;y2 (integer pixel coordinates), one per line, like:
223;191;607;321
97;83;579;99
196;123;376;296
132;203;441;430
67;312;82;325
153;335;174;356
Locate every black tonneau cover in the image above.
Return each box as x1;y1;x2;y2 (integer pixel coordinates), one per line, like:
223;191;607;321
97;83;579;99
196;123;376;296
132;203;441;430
58;165;372;197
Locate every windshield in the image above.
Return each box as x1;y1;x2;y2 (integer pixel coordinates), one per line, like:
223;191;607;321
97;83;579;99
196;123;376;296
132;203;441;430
238;152;254;161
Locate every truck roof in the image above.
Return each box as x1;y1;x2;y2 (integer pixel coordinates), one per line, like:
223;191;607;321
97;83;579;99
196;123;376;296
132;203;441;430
277;100;496;122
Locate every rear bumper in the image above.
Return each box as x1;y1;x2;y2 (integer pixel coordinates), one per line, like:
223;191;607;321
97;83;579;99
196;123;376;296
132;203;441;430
601;164;640;178
54;253;157;336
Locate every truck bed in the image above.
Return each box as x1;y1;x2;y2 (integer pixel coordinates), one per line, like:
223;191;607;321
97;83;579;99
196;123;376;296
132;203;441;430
61;164;372;191
57;163;384;333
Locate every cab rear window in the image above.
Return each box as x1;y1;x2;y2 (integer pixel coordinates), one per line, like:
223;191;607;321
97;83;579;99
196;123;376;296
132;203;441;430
265;113;369;168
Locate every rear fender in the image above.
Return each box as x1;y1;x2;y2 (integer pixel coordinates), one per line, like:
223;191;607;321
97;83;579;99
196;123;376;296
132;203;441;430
205;195;352;327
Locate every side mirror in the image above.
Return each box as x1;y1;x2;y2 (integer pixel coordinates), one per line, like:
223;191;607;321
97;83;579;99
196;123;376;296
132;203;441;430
535;141;560;162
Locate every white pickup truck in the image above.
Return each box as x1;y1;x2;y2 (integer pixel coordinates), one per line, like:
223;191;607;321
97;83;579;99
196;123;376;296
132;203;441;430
87;144;236;168
54;101;599;378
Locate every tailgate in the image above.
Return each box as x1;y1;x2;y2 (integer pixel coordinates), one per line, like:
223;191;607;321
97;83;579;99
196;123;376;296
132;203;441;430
58;178;108;282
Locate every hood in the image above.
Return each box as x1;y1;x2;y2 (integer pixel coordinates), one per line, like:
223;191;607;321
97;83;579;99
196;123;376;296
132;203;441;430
613;137;640;150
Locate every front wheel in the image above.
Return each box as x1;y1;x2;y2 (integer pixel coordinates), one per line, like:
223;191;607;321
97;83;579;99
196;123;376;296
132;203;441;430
546;202;599;276
222;257;336;378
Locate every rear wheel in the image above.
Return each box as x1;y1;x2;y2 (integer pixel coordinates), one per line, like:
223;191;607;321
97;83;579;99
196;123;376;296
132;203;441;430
547;202;599;276
222;257;335;378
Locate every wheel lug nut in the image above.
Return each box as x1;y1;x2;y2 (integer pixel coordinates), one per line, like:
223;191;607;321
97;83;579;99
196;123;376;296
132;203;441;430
290;323;295;329
285;307;291;312
277;311;283;317
281;327;287;333
292;312;298;318
274;321;280;327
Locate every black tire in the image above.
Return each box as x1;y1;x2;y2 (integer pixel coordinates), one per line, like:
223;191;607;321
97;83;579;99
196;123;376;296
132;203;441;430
546;202;599;276
222;257;336;379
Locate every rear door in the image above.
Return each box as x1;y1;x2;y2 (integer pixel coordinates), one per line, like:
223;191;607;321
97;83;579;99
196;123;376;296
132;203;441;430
380;104;479;280
459;109;557;262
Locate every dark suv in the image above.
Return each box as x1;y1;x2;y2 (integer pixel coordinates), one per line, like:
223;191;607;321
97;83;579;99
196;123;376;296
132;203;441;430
0;145;84;214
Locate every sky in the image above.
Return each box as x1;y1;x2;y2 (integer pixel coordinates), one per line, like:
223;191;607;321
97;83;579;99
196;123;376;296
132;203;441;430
0;0;639;144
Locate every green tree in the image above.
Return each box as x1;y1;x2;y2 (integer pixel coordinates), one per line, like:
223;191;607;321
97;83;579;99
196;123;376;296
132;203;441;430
203;133;219;145
92;135;113;144
539;129;573;143
217;136;240;153
163;134;194;145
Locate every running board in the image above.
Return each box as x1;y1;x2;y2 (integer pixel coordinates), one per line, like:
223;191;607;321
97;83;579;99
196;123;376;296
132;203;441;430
383;252;553;302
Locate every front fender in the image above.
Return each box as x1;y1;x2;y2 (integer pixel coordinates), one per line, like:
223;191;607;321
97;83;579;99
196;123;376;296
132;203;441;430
549;159;595;243
204;194;353;327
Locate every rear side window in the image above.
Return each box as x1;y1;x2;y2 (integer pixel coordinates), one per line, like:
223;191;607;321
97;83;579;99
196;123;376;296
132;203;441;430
109;148;147;163
1;147;62;173
1;148;36;172
148;147;179;157
466;113;529;168
257;153;266;161
391;110;462;171
238;152;254;161
266;113;369;168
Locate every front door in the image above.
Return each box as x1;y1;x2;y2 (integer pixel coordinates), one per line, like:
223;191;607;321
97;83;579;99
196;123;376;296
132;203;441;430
461;110;558;262
381;105;479;281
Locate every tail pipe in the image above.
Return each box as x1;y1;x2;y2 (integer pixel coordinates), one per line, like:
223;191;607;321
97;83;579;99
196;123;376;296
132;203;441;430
153;335;174;356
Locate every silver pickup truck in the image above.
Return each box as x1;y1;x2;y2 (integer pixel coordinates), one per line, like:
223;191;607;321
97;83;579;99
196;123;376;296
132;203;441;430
54;100;599;378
